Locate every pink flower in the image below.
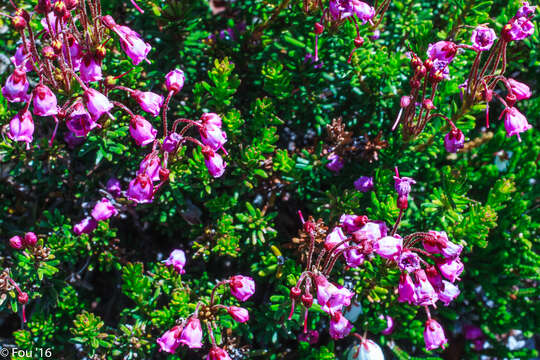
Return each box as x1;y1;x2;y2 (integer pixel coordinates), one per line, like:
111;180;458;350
91;198;118;221
202;148;227;178
227;306;249;323
398;273;417;304
326;153;344;172
162;133;182;153
352;338;385;359
352;221;388;243
164;249;186;274
437;257;464;282
200;124;227;151
438;280;460;306
11;44;34;72
156;326;182;353
9;235;24;249
425;265;444;292
24;232;38;247
80;55;103;83
339;214;368;234
344;248;365;267
427;41;457;62
206;346;232;360
354;1;375;24
329;311;353;339
165;69;185;94
132;90;164;117
471;25;497;51
414;269;438;306
179;318;203;349
516;1;536;17
229;275;255;301
8;110;34;144
33;84;58;116
503;17;534;41
444;128;465;153
424;319;447;351
138;154;162;182
73;217;98;235
324;227;348;251
115;25;151;65
380;315;395;335
398;250;421;273
126;173;154;203
315;275;353;315
2;69;30;103
424;231;462;259
130;115;157;147
503;107;532;141
201;113;223;128
66;102;99;137
354;176;374;192
394;176;416;198
507;78;531;101
84;88;113;120
373;235;402;260
106;178;122;197
63;35;82;71
329;0;355;20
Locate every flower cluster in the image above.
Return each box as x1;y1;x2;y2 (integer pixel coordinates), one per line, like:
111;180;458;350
157;258;255;359
393;2;535;145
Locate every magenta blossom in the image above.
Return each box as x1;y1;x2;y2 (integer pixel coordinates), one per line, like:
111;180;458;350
126;173;154;203
503;107;532;141
9;236;24;250
156;326;181;353
324;226;348;251
106;178;122;197
326;153;344;172
8;110;34;144
516;1;536;17
227;306;249;323
507;78;531;101
2;69;30;103
164;249;186;274
115;24;151;65
24;232;38;247
162;133;182;153
132;90;164;117
201;112;222;128
206;346;232;360
84;88;113;120
66;103;99;137
229;275;255;302
91;198;118;221
438;280;460;306
427;41;457;62
80;55;103;83
424;319;448;351
165;69;185;94
471;25;497;51
354;176;374;192
33;84;58;116
398;250;422;273
414;269;438;306
179;317;203;349
354;1;376;24
394;176;416;198
329;0;355;20
398;273;417;304
202;148;226;178
425;265;444;292
329;311;353;339
503;16;534;41
11;44;34;72
424;231;462;259
374;235;402;260
315;275;353;315
352;221;388;243
64;36;83;71
130;115;157;147
437;257;464;282
200;124;227;151
138;154;162;182
444;128;465;153
73;217;98;235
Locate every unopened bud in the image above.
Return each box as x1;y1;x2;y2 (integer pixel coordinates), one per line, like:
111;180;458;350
18;292;29;304
15;9;30;22
430;70;444;83
424;59;434;70
410;56;422;68
416;65;426;77
422;99;435;110
105;76;117;87
159;168;170;182
9;236;24;250
353;215;369;227
290;287;301;299
301;293;313;308
354;36;364;48
505;93;516;107
397;195;408;209
65;0;79;10
314;22;324;35
409;79;421;88
12;16;27;31
35;0;52;14
24;232;38;247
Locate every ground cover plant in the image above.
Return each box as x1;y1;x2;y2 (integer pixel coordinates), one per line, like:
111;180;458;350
0;0;538;359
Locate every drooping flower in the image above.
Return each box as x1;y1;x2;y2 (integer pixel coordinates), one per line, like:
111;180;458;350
438;280;460;306
201;112;222;128
503;107;532;141
179;318;203;349
33;84;58;117
315;275;353;315
138;154;162;182
507;78;531;101
503;16;535;41
339;214;369;234
425;265;444;292
374;235;402;260
9;236;24;250
63;35;83;71
165;69;186;94
126;173;154;203
132;90;164;117
326;153;344;172
352;221;388;243
329;311;353;339
354;1;376;24
324;227;348;251
11;44;34;72
84;88;113;120
437;257;464;282
354;176;374;192
424;231;463;259
227;306;250;323
2;69;30;103
206;346;232;360
471;25;497;51
8;110;34;144
156;326;182;353
130;115;157;147
91;198;118;221
398;273;417;304
414;269;438;306
202;147;226;178
424;319;448;351
229;275;255;301
200;124;227;151
164;249;186;274
398;250;422;273
344;248;365;267
349;338;385;360
329;0;355;20
114;24;151;65
162;133;183;153
66;102;99;137
106;178;122;197
427;41;457;63
73;217;98;235
444;128;465;153
80;55;103;83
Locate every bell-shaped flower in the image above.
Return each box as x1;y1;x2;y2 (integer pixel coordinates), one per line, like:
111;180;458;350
503;107;532;142
178;317;203;349
33;84;58;116
126;173;154;203
91;198;118;221
424;319;447;351
202;147;226;178
80;55;103;83
8;110;34;144
84;88;113;120
2;69;30;103
507;78;531;101
162;133;182;153
325;226;348;251
414;269;438;306
374;235;402;260
329;311;353;339
66;102;99;137
156;326;182;353
427;41;457;63
354;176;374;192
130;115;157;147
227;306;249;323
206;346;232;360
437;257;464;282
165;69;185;94
138;154;162;182
200;123;227;151
164;249;186;274
132;90;163;117
398;250;422;273
444;128;465;153
73;217;98;235
228;275;255;302
438;280;460;306
398;273;417;304
471;25;497;51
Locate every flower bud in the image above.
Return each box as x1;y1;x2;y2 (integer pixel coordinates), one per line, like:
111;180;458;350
314;22;324;35
301;293;313;308
52;39;63;53
35;0;52;14
159;168;170;182
227;306;250;323
290;286;301;299
165;69;185;94
24;232;38;247
95;44;107;60
354;36;364;48
416;65;426;77
54;0;68;17
422;99;435;110
409;79;420;88
9;236;24;250
400;95;411;108
18;292;29;304
12;15;27;30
